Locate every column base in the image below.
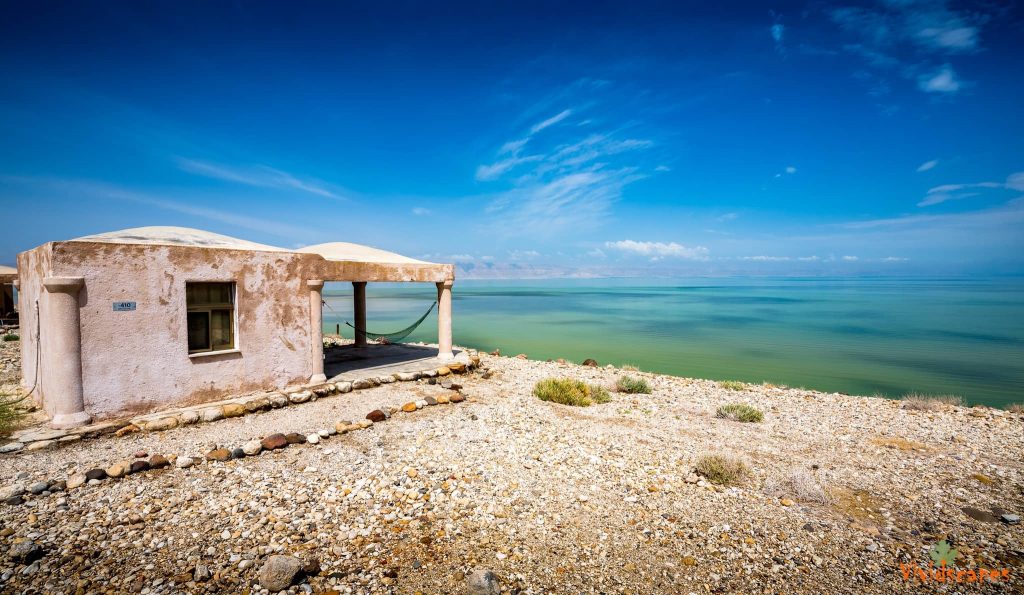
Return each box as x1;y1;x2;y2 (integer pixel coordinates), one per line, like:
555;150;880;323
309;373;327;384
437;351;454;361
50;411;92;429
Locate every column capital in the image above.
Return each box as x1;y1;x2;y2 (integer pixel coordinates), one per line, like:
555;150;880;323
43;276;85;294
306;279;325;290
437;280;454;289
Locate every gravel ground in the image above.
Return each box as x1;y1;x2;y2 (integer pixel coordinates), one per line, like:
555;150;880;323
1;340;1023;594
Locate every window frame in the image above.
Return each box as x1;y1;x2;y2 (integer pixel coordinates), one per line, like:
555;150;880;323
185;281;237;355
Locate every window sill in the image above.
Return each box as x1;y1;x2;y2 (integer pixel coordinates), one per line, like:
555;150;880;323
188;348;241;359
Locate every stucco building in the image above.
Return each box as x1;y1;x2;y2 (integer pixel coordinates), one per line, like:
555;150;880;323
16;227;455;428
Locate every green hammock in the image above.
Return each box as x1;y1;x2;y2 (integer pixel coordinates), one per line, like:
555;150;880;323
346;301;437;342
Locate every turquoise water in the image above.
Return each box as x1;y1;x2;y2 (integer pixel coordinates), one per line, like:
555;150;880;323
322;278;1024;408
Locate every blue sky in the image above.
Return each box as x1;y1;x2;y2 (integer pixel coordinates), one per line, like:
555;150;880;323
1;1;1022;277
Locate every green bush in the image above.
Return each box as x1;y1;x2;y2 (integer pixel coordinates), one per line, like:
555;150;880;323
0;392;26;436
695;454;749;485
533;378;611;406
616;375;652;394
2;334;17;342
716;403;764;423
718;380;747;391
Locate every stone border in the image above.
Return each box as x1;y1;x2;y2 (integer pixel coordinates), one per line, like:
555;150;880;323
1;351;480;454
1;377;474;506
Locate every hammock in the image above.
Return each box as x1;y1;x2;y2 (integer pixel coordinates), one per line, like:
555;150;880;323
346;301;437;342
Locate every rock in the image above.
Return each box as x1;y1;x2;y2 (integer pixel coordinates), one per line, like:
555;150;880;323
242;439;263;456
193;564;212;582
436;366;451;376
448;362;467;374
106;461;131;478
222;403;245;417
200;407;223;423
231;448;246;459
415;399;427;409
1002;514;1020;524
114;424;140;437
145;417;179;432
581;358;598;367
3;495;23;506
258;555;303;591
48;480;65;492
285;433;305;444
176;456;195;469
149;454;170;469
379;375;395;384
134;451;148;458
450;393;466;403
179;410;200;424
206;449;231;462
130;460;150;474
261;434;289;450
335;381;353;393
401;402;418;413
489;348;500;356
357;420;373;429
780;498;795;507
25;440;56;451
306;434;320;445
317;429;330;438
66;474;87;489
420;369;438;378
424;396;438;406
268;393;290;408
366;410;387;423
28;481;49;495
407;468;418;478
0;442;25;453
334;421;352;434
436;394;451;405
514;354;527;360
1;485;26;501
9;541;44;564
467;568;500;595
352;379;373;390
394;372;419;382
85;468;107;481
288;391;312;404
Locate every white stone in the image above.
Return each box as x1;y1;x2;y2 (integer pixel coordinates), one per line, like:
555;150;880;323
335;382;352;393
176;456;195;469
0;442;25;453
242;440;263;456
306;434;320;444
289;391;312;404
200;407;223;422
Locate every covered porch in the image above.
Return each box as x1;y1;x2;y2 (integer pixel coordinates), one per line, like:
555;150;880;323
300;242;455;384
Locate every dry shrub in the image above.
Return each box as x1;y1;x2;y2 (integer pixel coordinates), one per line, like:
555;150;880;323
715;403;764;423
1006;403;1024;414
533;378;611;407
616;376;652;394
765;468;831;504
901;393;964;411
719;380;747;391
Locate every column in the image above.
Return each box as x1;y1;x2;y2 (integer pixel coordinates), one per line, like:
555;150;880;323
352;281;367;347
42;276;91;429
307;280;326;383
436;280;453;360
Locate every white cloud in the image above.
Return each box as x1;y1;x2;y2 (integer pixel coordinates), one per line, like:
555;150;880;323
771;23;784;44
530;109;572;134
917;171;1024;207
785;166;797;174
882;256;909;262
738;255;790;261
411;207;431;216
918;64;962;93
842;255;859;261
176;158;343;200
654;165;671;172
716;212;739;222
916;159;938;172
475;154;543;181
604;240;709;260
586;248;607;258
507;249;540;260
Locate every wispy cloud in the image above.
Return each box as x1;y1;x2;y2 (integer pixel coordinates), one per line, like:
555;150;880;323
176;158;345;200
411;207;431;216
604;240;709;261
917;171;1024;206
916;159;938;172
530;109;572;134
917;64;961;93
478;102;655;236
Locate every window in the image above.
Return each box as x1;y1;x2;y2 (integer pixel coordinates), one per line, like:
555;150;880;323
186;282;235;353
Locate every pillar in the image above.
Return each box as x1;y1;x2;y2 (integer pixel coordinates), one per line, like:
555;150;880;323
436;280;453;360
352;281;367;347
42;276;91;429
308;280;326;383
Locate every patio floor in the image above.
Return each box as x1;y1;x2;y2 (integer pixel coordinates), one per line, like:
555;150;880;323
324;343;465;382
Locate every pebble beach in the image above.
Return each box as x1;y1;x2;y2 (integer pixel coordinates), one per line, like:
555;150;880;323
1;337;1022;594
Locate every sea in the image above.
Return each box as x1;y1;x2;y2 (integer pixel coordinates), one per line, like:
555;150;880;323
322;277;1024;408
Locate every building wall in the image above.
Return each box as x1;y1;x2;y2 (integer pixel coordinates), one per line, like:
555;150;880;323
16;245;51;402
42;241;318;419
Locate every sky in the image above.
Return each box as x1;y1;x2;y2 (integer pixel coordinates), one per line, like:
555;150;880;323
1;1;1022;278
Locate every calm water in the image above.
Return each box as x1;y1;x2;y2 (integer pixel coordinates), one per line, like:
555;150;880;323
322;277;1024;408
